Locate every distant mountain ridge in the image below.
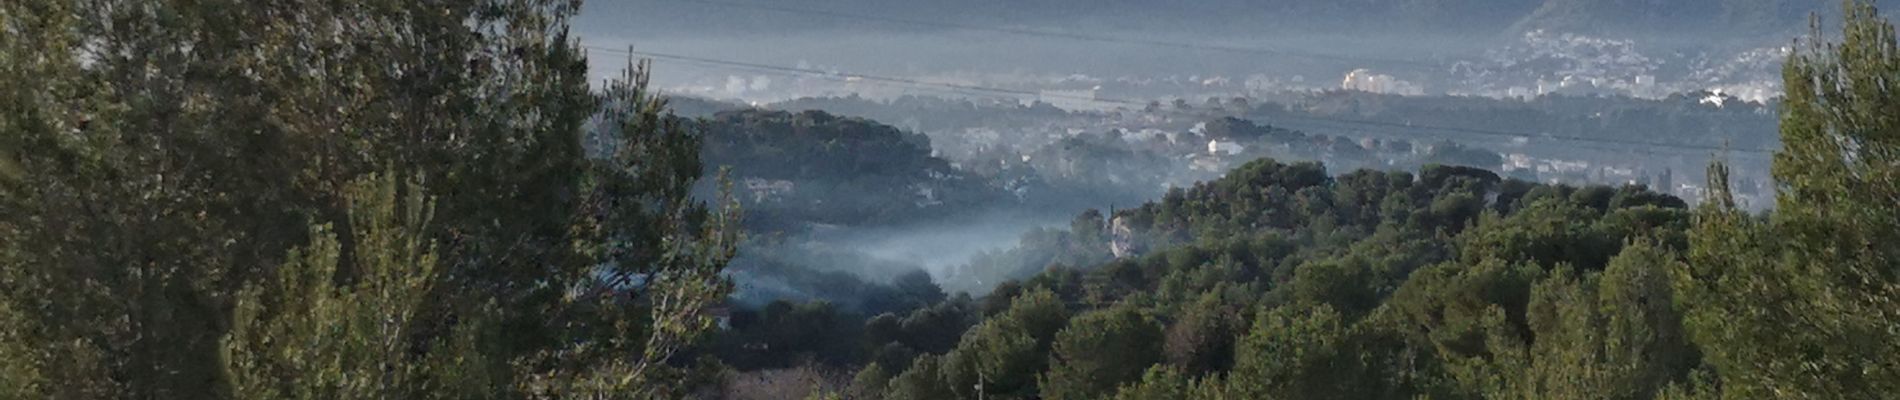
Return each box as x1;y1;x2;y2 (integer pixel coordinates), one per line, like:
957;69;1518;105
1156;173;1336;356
581;0;1833;40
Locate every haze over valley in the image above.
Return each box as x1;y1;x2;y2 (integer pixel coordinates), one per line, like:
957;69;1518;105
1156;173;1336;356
576;0;1801;304
7;1;1897;399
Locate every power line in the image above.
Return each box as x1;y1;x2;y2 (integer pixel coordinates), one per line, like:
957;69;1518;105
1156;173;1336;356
639;0;1438;68
584;45;1777;155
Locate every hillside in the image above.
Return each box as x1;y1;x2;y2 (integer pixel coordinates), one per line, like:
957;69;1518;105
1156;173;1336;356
580;0;1827;39
712;156;1707;398
698;109;1003;230
1513;0;1836;37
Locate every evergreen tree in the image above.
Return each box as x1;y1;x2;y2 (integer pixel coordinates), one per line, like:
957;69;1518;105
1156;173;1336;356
885;355;955;400
1162;290;1239;375
223;173;479;399
1674;1;1900;397
1226;305;1365;399
0;0;737;397
1107;366;1198;400
1040;304;1163;400
1516;242;1693;400
848;362;894;399
941;288;1069;399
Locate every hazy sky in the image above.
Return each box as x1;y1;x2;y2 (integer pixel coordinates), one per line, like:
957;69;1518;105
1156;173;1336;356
571;0;1818;103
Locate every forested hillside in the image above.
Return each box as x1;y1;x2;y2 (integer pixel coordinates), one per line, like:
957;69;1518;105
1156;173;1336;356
713;154;1701;398
708;4;1900;399
697;109;1002;230
3;1;1898;399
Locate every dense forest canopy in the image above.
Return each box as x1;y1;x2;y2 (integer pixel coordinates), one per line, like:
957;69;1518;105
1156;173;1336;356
2;0;1898;399
711;3;1898;399
0;0;738;397
696;109;1002;230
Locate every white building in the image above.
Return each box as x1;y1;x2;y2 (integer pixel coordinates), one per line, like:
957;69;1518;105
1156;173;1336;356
1342;69;1425;95
1208;139;1245;156
1038;86;1116;112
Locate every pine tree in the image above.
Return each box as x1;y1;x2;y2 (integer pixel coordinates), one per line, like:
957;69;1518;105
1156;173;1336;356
1674;1;1900;397
940;288;1069;399
885;355;955;400
1040;304;1163;400
223;173;476;399
1225;305;1366;399
1;0;737;397
1515;242;1692;400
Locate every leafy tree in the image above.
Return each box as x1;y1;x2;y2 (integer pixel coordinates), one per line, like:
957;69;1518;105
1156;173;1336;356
1382;258;1543;397
1515;242;1693;400
1225;305;1366;399
1108;366;1197;400
223;173;480;398
1040;304;1164;400
508;62;741;399
0;0;738;397
1291;256;1382;316
0;299;44;398
885;355;955;400
1163;290;1239;375
697;109;998;229
897;297;980;354
848;362;894;399
716;300;860;369
1673;2;1900;397
891;270;950;310
868;342;920;374
1592;241;1696;398
1456;199;1621;271
941;288;1069;399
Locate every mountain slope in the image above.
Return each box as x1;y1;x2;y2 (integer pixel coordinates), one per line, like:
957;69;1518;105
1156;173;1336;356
580;0;1825;39
698;109;1003;229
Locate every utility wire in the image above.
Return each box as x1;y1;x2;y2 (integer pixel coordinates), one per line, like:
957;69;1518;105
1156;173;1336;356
640;0;1438;68
583;45;1777;155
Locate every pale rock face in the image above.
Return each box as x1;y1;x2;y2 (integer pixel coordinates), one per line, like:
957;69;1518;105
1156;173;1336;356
1109;216;1140;259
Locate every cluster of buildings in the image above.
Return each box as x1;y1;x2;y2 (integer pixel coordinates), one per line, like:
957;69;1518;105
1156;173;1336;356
1341;69;1425;96
1502;152;1770;208
742;178;796;203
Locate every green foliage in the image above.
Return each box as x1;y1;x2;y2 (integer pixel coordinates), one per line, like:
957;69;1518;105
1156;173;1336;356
698;109;999;229
896;148;1695;399
884;355;954;400
223;173;467;398
941;288;1069;399
1456;199;1623;271
1291;256;1383;316
715;300;861;369
1420;143;1505;170
848;362;894;398
899;298;981;352
1107;365;1204;400
1590;241;1697;398
1040;305;1164;400
1225;305;1367;399
1670;2;1900;398
1162;290;1240;375
0;300;43;398
1512;242;1694;400
953;223;1117;294
0;0;738;398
